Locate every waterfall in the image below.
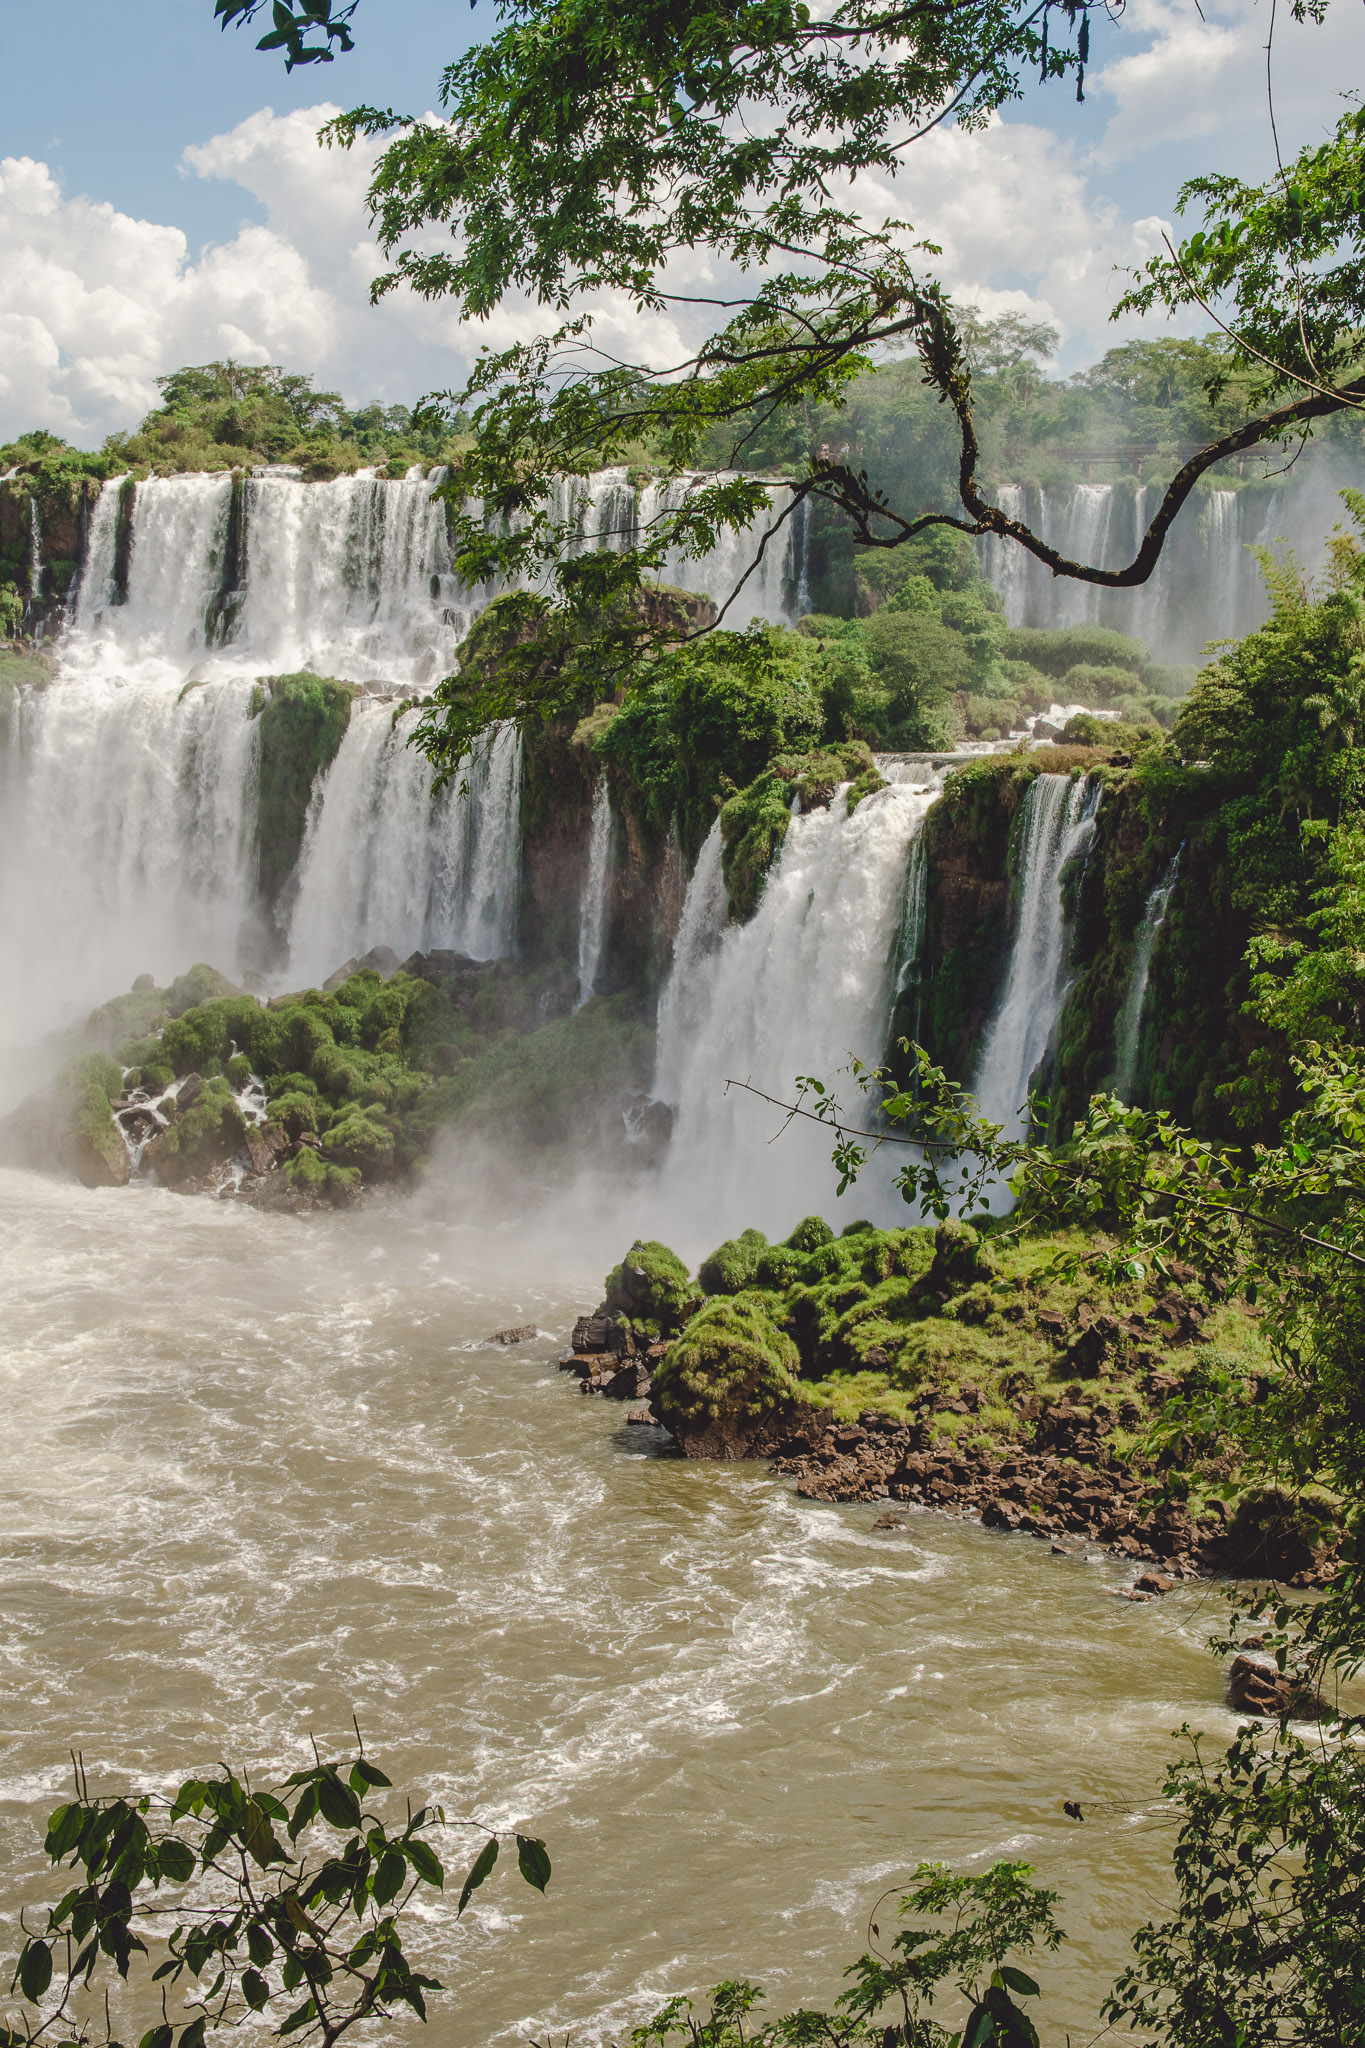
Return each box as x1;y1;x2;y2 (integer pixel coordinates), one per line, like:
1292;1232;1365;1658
1;460;798;1053
637;473;800;625
0;662;261;1055
1112;852;1181;1103
655;782;937;1237
574;780;614;1007
27;497;42;612
893;830;930;1044
651;822;728;1107
973;775;1100;1140
74;478;126;627
285;710;522;984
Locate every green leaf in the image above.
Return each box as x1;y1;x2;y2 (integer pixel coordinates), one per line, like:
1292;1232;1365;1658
962;2005;996;2048
278;1998;318;2038
1000;1966;1040;1998
247;1923;275;1967
349;1759;393;1792
456;1837;497;1913
316;1772;362;1832
18;1940;53;2001
171;1780;206;1819
516;1835;552;1892
45;1803;86;1859
288;1782;318;1841
157;1839;195;1884
177;2024;205;2048
407;1838;445;1890
242;1968;270;2011
243;1799;285;1868
138;2028;173;2048
374;1848;407;1906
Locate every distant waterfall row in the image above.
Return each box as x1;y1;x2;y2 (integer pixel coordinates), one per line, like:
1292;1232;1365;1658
976;464;1360;664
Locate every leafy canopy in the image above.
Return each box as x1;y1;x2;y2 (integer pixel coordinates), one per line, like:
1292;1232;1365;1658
222;0;1365;769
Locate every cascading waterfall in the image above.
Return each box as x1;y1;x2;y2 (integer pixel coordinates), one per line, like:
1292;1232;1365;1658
0;657;261;1054
0;461;802;1057
655;782;938;1238
893;831;930;1044
651;822;728;1109
1111;852;1182;1103
974;775;1100;1140
574;780;614;1008
286;712;522;985
977;460;1365;663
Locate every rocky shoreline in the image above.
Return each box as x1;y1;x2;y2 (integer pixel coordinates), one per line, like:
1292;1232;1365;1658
561;1270;1338;1593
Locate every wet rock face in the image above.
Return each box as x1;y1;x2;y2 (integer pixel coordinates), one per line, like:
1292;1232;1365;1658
560;1308;669;1401
1226;1653;1325;1722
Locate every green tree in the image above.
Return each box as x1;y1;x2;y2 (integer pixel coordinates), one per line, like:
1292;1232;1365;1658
221;0;1365;774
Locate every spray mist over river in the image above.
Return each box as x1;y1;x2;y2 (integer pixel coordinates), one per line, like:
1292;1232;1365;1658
0;1165;1231;2042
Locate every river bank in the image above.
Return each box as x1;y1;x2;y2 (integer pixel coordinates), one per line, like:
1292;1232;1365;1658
563;1221;1342;1594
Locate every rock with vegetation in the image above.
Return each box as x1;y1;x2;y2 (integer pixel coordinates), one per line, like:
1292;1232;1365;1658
573;1208;1326;1579
0;1053;128;1189
251;673;357;913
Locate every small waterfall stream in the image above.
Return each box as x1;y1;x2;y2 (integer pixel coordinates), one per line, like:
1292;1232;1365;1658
974;775;1100;1140
574;780;614;1007
656;782;938;1238
1112;852;1181;1103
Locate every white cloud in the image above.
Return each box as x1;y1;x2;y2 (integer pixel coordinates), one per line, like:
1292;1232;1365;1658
848;116;1180;361
9;16;1358;455
1093;0;1365;171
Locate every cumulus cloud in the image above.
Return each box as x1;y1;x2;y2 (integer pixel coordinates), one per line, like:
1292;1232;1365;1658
0;104;702;447
7;10;1356;454
1093;0;1365;171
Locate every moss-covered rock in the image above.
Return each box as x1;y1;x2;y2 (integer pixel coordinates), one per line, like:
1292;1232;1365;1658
698;1227;769;1296
604;1239;695;1334
144;1078;246;1187
653;1295;805;1455
252;674;357;914
0;1052;128;1188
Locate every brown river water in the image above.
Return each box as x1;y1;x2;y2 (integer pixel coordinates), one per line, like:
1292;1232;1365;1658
0;1166;1239;2044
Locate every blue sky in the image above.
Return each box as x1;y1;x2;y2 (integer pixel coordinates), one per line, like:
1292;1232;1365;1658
2;0;1362;444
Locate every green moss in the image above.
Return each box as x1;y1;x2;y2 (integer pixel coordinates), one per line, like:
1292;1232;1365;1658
253;673;357;910
604;1239;695;1335
655;1295;803;1426
322;1107;396;1175
698;1228;769;1296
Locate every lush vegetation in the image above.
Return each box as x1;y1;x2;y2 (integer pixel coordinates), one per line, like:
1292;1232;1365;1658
14;958;655;1202
0;1743;549;2048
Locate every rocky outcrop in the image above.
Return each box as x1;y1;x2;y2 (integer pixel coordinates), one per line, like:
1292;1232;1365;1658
0;1053;129;1188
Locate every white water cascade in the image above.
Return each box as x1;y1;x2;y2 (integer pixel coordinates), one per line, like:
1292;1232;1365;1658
574;780;614;1007
977;460;1365;663
1;463;801;1059
286;714;522;986
973;775;1100;1140
655;781;938;1240
1112;852;1181;1103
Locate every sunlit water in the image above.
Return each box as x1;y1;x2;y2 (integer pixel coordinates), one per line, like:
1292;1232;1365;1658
0;1167;1234;2044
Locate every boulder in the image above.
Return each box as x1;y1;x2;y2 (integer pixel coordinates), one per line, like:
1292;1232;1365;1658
0;1054;129;1189
165;963;248;1016
1226;1654;1324;1721
490;1324;538;1346
357;945;402;979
